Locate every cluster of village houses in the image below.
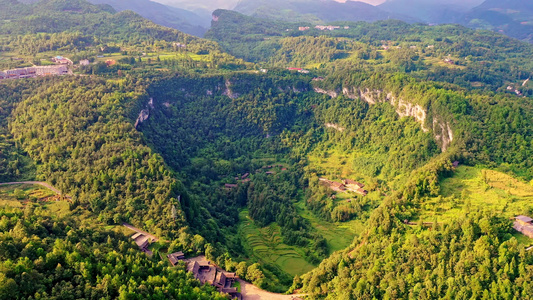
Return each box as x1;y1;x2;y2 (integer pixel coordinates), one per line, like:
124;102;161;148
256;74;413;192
124;199;533;300
186;260;240;298
319;178;368;196
514;215;533;240
287;67;310;74
0;65;69;79
299;25;350;31
0;56;74;80
506;82;526;96
128;229;241;299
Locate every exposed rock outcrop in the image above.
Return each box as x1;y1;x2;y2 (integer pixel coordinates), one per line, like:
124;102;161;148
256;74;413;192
314;87;338;98
433;119;454;152
325;123;345;132
135;97;154;129
223;80;239;99
314;86;454;152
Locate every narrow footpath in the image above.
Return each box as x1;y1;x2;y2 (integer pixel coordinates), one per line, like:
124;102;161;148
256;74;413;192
0;181;62;194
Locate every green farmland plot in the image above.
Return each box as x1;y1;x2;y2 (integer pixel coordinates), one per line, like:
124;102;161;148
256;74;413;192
417;166;533;223
238;209;315;276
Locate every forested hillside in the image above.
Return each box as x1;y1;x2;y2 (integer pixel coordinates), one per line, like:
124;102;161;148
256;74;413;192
0;205;226;299
208;10;533;94
463;0;533;43
87;0;209;36
1;0;533;298
9;77;191;235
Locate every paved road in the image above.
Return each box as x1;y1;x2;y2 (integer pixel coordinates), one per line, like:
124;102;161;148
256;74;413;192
0;181;62;194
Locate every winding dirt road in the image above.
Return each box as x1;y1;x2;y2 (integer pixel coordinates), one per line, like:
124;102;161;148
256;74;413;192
238;279;306;300
0;181;62;194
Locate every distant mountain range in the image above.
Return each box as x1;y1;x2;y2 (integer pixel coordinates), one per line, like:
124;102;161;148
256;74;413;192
87;0;209;36
378;0;484;24
76;0;532;43
233;0;417;24
377;0;532;42
463;0;533;42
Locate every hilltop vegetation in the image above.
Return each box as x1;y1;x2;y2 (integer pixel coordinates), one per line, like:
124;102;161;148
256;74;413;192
87;0;209;36
0;205;226;300
1;0;533;298
208;10;533;94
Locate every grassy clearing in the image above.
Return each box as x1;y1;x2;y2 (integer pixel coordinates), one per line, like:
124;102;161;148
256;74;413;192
306;142;391;186
0;183;54;203
0;183;94;227
424;56;467;70
136;52;210;62
238;197;364;277
306;144;386;202
294;200;362;253
512;233;533;248
417;166;533;223
307;145;357;180
238;210;315;276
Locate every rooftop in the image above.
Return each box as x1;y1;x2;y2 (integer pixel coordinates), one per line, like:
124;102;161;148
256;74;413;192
516;215;533;223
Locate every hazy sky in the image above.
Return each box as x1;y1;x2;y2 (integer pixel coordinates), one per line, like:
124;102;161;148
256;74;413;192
155;0;485;11
338;0;386;5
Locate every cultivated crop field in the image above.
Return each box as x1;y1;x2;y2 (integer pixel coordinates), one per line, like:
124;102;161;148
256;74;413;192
417;166;533;223
238;210;315;276
295;200;363;253
0;183;54;206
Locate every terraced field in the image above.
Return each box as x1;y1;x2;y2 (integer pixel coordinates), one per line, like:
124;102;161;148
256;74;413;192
0;183;88;221
417;166;533;223
0;183;54;207
294;200;364;253
238;210;315;276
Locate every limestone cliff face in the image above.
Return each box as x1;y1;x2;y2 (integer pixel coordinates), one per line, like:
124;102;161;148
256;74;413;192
314;87;338;98
134;97;154;129
223;80;239;99
315;87;454;152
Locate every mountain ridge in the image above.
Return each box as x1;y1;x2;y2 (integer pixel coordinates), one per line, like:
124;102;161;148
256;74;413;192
233;0;419;24
87;0;209;36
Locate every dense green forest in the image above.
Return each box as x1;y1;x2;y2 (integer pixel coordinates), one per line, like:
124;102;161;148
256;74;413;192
0;206;226;300
0;0;245;71
207;10;533;95
9;77;193;237
0;80;40;181
1;0;533;298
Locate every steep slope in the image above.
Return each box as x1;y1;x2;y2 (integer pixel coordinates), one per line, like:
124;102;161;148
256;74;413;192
233;0;417;24
0;0;220;56
0;206;227;299
463;0;533;42
87;0;209;36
